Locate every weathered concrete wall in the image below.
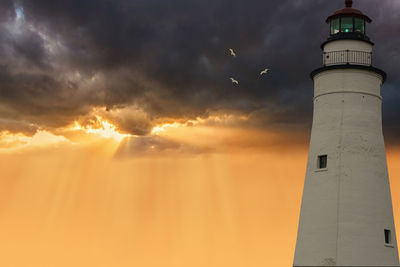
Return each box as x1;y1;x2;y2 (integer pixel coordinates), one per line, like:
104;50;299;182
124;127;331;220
293;67;399;266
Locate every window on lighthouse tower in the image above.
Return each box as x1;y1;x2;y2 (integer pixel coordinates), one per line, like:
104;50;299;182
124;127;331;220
354;18;365;33
330;17;366;36
341;17;353;33
385;229;392;245
330;18;340;34
318;155;328;169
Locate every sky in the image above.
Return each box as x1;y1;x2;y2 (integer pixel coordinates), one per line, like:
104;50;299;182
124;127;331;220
0;0;399;266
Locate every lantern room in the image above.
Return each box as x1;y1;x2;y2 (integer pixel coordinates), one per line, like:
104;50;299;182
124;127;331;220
326;0;371;37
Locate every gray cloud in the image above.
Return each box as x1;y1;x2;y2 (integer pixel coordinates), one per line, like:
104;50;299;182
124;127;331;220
0;118;37;135
115;135;206;158
0;0;399;144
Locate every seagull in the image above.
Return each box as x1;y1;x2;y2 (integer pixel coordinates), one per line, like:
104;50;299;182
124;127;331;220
229;48;236;57
260;68;270;75
230;77;239;85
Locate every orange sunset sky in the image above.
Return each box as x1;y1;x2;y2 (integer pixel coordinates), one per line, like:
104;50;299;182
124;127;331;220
0;120;399;267
0;0;400;266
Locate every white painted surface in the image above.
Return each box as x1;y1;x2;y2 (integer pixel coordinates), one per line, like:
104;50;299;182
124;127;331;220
293;58;399;266
324;39;373;53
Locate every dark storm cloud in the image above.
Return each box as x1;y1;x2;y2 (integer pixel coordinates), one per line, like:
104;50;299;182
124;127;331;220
0;0;13;22
10;25;49;70
0;0;399;143
0;66;96;127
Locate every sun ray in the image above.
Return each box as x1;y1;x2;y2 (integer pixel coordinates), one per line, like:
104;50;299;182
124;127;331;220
70;116;131;142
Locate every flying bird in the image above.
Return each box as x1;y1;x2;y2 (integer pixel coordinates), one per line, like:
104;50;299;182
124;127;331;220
260;68;270;75
229;49;236;57
230;77;239;85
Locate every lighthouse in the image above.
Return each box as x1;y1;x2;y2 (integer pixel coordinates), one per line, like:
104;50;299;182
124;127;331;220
293;1;399;266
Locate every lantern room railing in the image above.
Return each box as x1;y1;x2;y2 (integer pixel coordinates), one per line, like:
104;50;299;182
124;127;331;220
323;50;372;66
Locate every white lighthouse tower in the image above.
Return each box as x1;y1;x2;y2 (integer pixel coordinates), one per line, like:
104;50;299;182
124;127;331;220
293;1;399;266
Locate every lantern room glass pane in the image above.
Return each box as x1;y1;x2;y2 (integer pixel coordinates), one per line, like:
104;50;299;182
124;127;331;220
341;17;353;33
331;18;340;34
354;18;365;34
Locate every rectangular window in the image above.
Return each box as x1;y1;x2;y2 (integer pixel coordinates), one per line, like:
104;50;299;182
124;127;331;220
341;17;353;33
385;229;392;244
354;18;365;34
318;155;328;169
331;18;340;34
